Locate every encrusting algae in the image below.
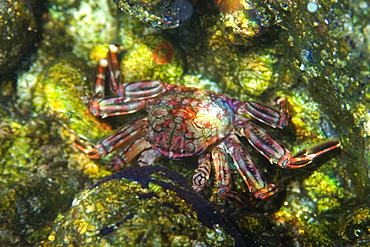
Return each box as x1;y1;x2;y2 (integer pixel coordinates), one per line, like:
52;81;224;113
0;0;368;246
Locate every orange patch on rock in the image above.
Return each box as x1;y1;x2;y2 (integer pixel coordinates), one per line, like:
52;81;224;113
214;0;245;13
152;43;174;65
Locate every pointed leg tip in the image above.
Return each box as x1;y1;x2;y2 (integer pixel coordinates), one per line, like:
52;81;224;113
99;58;108;67
254;184;280;200
315;138;342;153
109;44;118;52
330;138;341;147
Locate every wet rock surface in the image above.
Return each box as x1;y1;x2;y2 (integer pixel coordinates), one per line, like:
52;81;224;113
0;0;369;246
0;0;39;75
50;166;243;246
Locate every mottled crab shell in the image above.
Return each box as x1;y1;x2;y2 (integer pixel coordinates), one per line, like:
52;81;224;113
147;89;235;158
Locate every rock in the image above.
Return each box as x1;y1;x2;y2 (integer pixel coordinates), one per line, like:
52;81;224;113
50;166;243;246
0;0;38;74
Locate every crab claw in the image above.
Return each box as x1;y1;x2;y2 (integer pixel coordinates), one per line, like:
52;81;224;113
74;142;107;159
235;98;290;129
218;187;248;206
242;121;341;169
284;138;341;168
253;184;280;200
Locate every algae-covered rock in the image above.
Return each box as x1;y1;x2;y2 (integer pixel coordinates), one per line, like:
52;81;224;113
121;35;185;84
113;0;195;29
0;43;113;247
0;0;38;74
214;0;278;46
32;55;112;143
179;22;276;100
49;166;240;246
1;0;369;246
277;0;370;199
339;206;370;244
47;0;119;61
0;173;84;245
0;109;89;245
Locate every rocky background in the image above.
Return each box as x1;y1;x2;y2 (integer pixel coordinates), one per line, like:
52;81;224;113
0;0;369;246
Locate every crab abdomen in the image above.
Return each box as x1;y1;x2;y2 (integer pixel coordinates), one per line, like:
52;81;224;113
146;89;234;158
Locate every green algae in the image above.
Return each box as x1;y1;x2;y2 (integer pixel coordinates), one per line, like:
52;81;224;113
113;0;193;29
272;168;344;245
121;35;184;84
0;121;85;245
48;0;117;61
276;90;323;140
181;22;276;100
0;0;369;245
33;56;112;143
278;0;370;198
339;206;370;243
304;171;345;213
0;105;103;245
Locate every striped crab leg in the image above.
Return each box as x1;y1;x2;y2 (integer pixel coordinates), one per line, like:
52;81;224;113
193;143;246;204
212;143;244;203
225;134;279;200
110;136;160;171
234;97;291;129
239;120;341;168
89;45;167;118
192;153;212;193
74;117;147;160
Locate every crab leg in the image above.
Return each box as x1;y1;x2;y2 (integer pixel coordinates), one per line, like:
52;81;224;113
89;46;167;118
74;117;147;159
106;45;123;96
110;136;154;171
90;98;146;118
90;45;122;103
212;144;232;194
211;143;245;203
138;148;162;166
192;153;212;192
104;45;168;99
225;135;279;199
89;47;121;117
235;98;290;129
90;80;167;118
239;120;341;168
93;58;108;99
287;139;341;166
123;81;167;101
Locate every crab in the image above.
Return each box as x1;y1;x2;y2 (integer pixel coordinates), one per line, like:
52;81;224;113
75;45;341;201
